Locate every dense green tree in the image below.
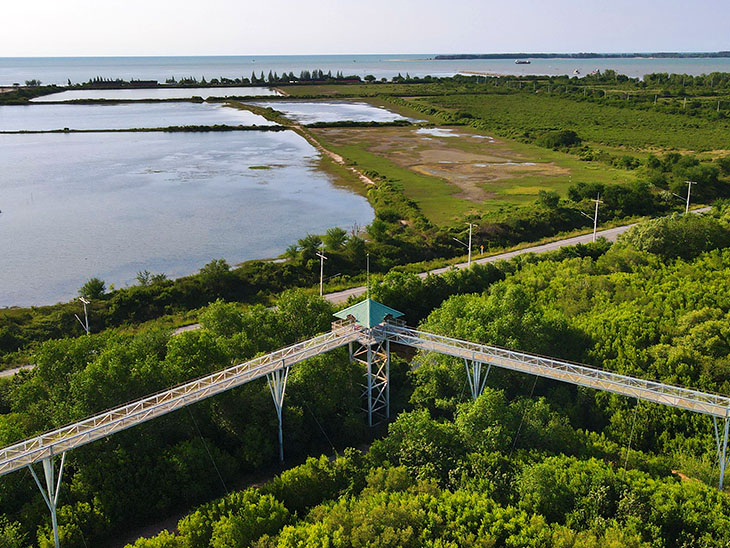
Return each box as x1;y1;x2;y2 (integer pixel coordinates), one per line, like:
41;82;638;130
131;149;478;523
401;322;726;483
199;299;244;339
322;227;348;251
369;409;465;483
199;259;232;288
177;489;289;548
617;213;730;260
0;516;26;548
538;190;561;209
79;277;106;299
125;530;183;548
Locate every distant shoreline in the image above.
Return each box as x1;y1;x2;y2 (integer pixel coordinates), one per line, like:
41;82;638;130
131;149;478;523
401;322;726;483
435;52;730;60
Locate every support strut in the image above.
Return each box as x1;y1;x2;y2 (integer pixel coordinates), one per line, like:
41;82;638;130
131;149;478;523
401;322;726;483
352;335;390;426
28;451;66;548
464;358;490;400
713;414;730;490
267;363;289;463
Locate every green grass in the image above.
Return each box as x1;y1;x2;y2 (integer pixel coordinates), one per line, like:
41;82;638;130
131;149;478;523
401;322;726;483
279;82;481;98
414;93;730;151
317;140;471;224
314;122;637;224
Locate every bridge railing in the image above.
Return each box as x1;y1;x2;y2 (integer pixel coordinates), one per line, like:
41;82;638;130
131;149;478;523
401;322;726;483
0;323;360;476
381;324;730;418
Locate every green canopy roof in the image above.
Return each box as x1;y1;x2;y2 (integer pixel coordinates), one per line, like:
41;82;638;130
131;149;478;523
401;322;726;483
333;298;404;328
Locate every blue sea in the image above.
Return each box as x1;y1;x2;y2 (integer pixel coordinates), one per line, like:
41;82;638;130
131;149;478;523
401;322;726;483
2;54;730;86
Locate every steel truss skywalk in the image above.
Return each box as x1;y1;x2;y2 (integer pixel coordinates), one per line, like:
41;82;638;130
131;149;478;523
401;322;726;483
380;324;730;418
0;321;362;478
3;318;730;547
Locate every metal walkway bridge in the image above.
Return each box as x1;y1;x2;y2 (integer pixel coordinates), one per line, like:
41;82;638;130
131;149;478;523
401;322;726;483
3;305;730;547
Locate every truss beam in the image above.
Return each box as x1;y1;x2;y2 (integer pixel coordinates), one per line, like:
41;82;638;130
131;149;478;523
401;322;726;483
5;319;730;497
382;324;730;491
381;325;730;418
0;324;360;477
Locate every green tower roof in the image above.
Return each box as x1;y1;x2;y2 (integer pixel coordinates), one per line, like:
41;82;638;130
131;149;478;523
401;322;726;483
333;298;404;328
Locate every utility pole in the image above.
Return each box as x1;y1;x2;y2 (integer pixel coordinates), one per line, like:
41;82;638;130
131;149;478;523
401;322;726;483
685;181;696;214
592;194;603;242
366;253;370;299
579;195;603;242
467;222;474;267
453;223;476;267
316;252;327;297
75;297;90;335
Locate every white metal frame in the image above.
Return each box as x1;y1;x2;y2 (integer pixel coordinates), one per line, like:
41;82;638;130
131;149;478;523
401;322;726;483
351;335;390;426
380;323;730;489
5;317;730;547
381;324;730;417
267;366;289;462
464;358;490;400
0;323;361;477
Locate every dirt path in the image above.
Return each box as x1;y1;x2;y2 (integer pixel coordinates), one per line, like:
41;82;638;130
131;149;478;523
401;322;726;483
227;101;376;187
294;124;376;186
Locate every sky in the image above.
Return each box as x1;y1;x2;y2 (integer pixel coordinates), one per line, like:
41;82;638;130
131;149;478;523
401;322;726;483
3;0;729;57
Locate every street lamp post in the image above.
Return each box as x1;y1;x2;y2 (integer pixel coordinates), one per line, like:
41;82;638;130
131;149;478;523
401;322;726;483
591;194;603;242
579;194;603;242
453;223;476;267
671;181;697;214
685;181;696;214
467;222;474;267
316;252;328;297
75;297;90;335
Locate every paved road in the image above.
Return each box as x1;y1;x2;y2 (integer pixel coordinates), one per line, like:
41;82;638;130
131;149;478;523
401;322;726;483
323;229;627;304
2;208;711;375
324;207;711;304
0;364;34;378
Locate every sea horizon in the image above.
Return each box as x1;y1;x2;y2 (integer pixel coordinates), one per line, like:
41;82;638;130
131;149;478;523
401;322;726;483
4;53;730;86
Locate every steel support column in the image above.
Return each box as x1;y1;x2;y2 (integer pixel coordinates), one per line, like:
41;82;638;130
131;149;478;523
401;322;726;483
28;451;66;548
464;358;491;400
713;414;730;490
386;340;390;419
267;364;289;463
353;336;390;426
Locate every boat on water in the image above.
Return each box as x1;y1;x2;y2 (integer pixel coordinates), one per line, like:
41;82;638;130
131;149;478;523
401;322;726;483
515;59;531;64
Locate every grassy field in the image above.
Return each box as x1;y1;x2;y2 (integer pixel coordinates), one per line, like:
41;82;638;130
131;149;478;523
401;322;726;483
312;122;637;225
277;82;483;97
239;85;725;226
413;93;730;151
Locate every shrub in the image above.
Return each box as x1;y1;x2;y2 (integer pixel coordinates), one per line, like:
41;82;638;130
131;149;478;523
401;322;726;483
537;129;582;149
618;213;730;260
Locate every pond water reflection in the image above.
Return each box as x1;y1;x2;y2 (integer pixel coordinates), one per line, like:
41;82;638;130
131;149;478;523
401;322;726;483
0;102;274;132
0;130;373;306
